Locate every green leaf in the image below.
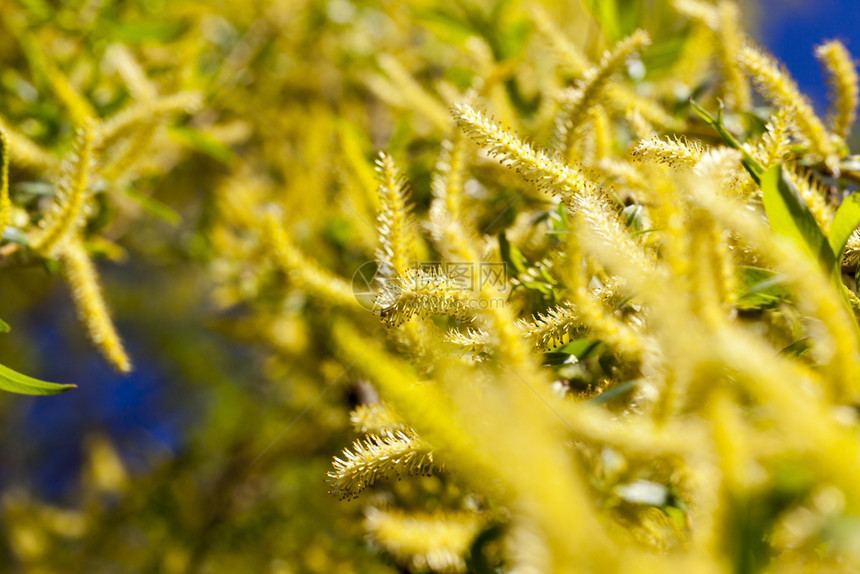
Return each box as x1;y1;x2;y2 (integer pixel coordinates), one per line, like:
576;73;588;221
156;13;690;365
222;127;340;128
169;126;238;166
0;318;9;333
736;266;791;310
17;0;52;20
466;522;506;574
690;100;764;183
582;0;637;44
551;202;569;232
589;380;637;405
498;232;526;276
0;363;76;395
759;164;835;271
497;15;532;60
640;35;686;79
622;204;643;232
109;20;190;45
779;338;812;358
416;8;478;47
118;187;182;226
828;192;860;267
545;339;604;362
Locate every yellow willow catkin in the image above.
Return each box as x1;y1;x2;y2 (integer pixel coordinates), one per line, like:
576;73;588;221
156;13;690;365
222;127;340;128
0;117;55;171
349;403;406;436
590;105;612;162
261;211;359;309
529;4;589;75
740;43;839;170
518;230;641;354
62;239;131;373
686;209;729;326
625;109;656;140
661;18;714;95
454;104;657;277
331;321;494;491
39;54;97;128
597;157;649;189
815;40;859;141
374;54;450;132
429;131;483;265
672;0;748;108
689;159;860;401
374;266;474;328
31;120;96;257
97;92;203;146
104;43;158;101
714;326;860;508
555;30;651;153
756;113;792;165
453;103;600;199
0;130;9;236
787;166;835;234
518;302;585;349
429;131;467;232
375;152;415;277
365;507;486;574
715;1;751;109
445;327;492;357
632;135;706;167
684;152;738;316
445;367;619;573
372;155;433;362
562;226;644;358
101;121;160;181
10;15;96;127
327;430;439;500
605;84;677;130
673;0;718;27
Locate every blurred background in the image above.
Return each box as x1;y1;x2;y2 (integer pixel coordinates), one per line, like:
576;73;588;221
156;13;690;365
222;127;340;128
0;0;856;572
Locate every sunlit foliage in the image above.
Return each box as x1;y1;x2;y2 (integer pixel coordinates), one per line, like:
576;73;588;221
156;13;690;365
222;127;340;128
3;1;860;573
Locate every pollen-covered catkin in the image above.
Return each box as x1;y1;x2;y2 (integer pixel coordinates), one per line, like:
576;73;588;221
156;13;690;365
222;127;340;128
816;39;859;141
740;43;840;170
0;130;10;236
31;119;96;257
62;239;131;374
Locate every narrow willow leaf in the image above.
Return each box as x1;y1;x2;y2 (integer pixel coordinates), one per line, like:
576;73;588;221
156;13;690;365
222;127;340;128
0;363;76;395
736;266;791;310
779;338;812;358
498;232;526;276
690;99;764;183
0;318;9;333
589;380;637;405
118;186;182;226
168;126;238;166
582;0;626;43
759;164;835;272
544;338;604;363
828;192;860;266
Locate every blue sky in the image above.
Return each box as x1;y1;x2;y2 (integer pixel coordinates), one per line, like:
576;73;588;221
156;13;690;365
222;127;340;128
757;0;859;115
